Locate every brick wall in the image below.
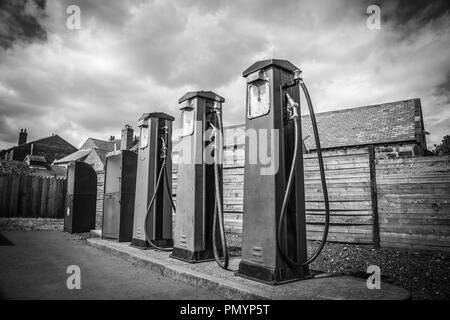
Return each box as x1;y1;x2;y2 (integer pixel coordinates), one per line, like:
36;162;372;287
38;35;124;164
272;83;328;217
83;150;106;229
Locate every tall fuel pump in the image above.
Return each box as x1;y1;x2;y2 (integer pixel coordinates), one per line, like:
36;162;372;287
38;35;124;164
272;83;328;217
131;112;175;249
237;59;330;284
102;149;137;242
170;91;229;268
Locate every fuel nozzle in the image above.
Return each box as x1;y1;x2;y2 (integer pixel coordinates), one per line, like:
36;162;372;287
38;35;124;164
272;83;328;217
285;92;299;119
159;125;169;161
293;69;302;82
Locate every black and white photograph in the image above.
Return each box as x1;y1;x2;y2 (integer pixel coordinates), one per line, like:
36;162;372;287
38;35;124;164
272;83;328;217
0;0;449;308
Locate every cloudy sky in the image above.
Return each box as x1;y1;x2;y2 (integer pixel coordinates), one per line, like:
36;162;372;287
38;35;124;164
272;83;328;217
0;0;449;150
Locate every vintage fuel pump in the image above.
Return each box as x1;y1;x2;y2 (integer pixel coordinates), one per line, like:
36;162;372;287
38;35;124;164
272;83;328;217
170;91;229;268
131;112;175;249
102;149;137;242
236;59;330;284
64;161;97;233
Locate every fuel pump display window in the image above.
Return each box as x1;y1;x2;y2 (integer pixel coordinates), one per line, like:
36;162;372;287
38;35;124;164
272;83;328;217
181;108;195;137
140;125;149;149
247;79;270;119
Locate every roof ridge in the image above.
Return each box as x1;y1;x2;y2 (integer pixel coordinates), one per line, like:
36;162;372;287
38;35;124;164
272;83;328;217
1;134;76;152
301;98;419;118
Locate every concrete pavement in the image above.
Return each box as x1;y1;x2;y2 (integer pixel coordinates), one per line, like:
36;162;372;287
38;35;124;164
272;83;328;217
0;230;222;299
87;237;411;300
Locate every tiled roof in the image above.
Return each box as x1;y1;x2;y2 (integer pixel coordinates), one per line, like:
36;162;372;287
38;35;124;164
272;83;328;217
211;98;421;151
53;149;91;164
0;134;78;164
301;99;420;150
80;138;120;151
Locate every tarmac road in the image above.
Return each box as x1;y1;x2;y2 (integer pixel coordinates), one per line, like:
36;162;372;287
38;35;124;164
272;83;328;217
0;230;222;300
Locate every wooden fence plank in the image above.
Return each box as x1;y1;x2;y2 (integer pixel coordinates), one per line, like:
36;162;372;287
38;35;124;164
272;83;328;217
40;177;50;217
0;175;9;216
57;178;66;218
30;176;42;218
47;178;57;218
18;175;31;217
8;175;20;217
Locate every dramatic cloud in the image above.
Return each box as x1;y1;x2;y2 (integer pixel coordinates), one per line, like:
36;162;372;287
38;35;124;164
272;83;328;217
0;0;449;150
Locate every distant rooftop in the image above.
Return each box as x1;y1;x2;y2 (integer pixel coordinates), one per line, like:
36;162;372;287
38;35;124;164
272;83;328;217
301;98;421;150
207;98;424;151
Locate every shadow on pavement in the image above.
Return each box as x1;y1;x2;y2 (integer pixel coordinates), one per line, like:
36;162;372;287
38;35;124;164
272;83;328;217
0;232;14;246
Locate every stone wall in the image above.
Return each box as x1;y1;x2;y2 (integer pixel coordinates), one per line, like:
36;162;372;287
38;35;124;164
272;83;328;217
373;143;417;160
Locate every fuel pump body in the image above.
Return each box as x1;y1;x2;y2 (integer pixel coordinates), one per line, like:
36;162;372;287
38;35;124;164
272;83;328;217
237;59;309;284
131;112;175;249
64;161;97;233
170;91;224;263
102;150;137;242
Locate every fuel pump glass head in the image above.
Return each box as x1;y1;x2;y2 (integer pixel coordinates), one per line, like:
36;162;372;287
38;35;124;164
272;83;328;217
247;71;270;119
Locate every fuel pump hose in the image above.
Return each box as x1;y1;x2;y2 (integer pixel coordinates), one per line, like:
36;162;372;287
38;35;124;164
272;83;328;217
143;136;176;252
277;79;330;267
210;111;229;269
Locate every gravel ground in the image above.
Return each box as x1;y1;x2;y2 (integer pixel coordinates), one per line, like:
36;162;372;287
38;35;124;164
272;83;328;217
0;218;63;231
0;218;95;243
226;234;450;300
2;219;448;300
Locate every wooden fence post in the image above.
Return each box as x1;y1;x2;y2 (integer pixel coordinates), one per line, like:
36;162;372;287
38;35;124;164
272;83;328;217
368;145;380;249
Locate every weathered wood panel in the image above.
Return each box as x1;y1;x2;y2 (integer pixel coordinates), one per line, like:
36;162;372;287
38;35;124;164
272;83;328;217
377;155;450;251
0;174;66;218
172;147;374;244
172;146;450;251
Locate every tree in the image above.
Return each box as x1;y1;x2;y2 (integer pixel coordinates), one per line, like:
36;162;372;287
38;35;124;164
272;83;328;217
433;135;450;155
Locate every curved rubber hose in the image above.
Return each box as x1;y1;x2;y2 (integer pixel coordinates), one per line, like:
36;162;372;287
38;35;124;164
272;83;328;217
163;166;176;213
277;81;330;267
211;115;229;269
300;80;330;265
143;163;173;252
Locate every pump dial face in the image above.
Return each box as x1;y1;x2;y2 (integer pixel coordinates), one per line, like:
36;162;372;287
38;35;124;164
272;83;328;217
247;79;270;119
140;125;149;149
181;107;195;137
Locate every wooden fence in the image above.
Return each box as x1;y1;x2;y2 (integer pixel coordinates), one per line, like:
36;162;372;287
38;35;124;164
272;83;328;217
1;144;449;252
0;174;67;218
172;147;450;251
172;147;378;244
303;148;374;244
376;156;450;251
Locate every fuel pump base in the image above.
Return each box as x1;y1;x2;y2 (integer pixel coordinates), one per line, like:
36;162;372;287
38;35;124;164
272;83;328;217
170;91;225;264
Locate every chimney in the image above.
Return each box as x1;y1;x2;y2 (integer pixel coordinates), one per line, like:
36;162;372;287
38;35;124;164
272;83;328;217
18;129;27;145
109;136;115;141
121;124;134;150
